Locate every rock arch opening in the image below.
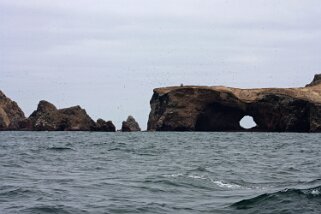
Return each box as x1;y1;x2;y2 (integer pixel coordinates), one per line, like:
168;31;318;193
195;103;245;131
239;115;257;130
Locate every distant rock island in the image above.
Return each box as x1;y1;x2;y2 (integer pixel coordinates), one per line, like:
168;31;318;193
0;92;139;132
147;74;321;132
121;115;141;132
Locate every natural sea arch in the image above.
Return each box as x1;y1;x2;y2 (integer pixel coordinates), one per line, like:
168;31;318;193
239;115;257;130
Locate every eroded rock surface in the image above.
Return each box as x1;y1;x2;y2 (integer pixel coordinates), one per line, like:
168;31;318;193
0;92;116;132
121;115;141;132
148;74;321;132
93;119;116;132
29;100;96;131
0;91;26;130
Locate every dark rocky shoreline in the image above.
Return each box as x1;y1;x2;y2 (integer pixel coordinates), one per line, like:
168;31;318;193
0;91;138;132
2;74;321;132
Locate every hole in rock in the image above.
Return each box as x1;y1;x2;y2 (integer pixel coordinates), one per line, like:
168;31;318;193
240;115;257;129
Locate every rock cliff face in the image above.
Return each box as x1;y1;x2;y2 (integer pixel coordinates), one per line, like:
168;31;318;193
121;115;141;132
0;91;26;130
147;74;321;132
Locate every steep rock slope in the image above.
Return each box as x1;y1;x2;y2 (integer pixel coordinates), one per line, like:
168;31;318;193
0;91;26;130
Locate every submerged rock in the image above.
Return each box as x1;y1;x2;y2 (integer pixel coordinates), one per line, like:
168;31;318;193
147;74;321;132
121;115;141;132
94;119;116;132
0;90;26;130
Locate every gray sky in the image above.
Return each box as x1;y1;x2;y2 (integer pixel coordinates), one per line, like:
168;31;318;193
1;0;321;129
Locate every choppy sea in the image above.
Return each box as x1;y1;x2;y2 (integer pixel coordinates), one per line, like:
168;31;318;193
0;132;320;214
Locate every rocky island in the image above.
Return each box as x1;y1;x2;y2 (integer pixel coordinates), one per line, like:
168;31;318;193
2;74;321;132
0;92;116;132
147;74;321;132
121;115;141;132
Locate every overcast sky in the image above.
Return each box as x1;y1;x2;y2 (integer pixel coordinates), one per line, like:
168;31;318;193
1;0;321;129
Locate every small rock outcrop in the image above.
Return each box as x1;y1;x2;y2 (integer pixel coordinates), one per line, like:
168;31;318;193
93;119;116;132
0;90;26;130
121;115;141;132
306;74;321;87
147;74;321;132
28;100;96;131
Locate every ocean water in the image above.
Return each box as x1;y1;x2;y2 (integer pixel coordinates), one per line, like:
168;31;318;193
0;132;321;214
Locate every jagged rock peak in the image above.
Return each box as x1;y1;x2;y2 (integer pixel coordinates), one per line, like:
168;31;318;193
121;115;141;132
29;100;57;119
37;100;57;113
28;101;96;131
306;74;321;87
0;90;26;130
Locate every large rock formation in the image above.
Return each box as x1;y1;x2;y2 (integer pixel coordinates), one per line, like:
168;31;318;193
26;101;116;132
0;91;116;132
0;90;26;130
147;74;321;132
28;100;97;131
121;115;141;132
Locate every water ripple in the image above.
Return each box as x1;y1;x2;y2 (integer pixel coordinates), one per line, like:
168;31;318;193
0;132;320;213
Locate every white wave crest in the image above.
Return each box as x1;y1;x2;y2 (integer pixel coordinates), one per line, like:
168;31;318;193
187;175;207;180
162;174;242;189
210;179;241;189
311;189;320;196
163;173;183;178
